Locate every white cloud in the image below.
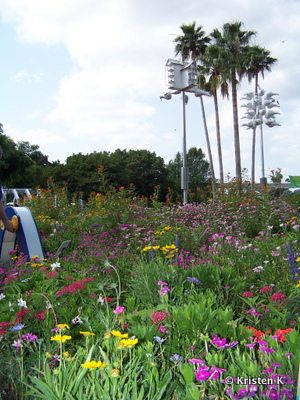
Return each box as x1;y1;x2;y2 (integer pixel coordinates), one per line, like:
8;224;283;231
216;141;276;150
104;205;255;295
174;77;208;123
10;71;44;83
0;0;300;178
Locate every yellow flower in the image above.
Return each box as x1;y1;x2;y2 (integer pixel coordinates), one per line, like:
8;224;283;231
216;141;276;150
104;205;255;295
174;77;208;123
81;360;106;369
152;246;160;250
64;351;72;361
119;338;138;347
80;331;95;336
164;226;172;231
142;246;152;252
56;324;70;330
296;257;300;262
111;330;128;338
297;280;300;288
111;369;120;377
50;335;72;343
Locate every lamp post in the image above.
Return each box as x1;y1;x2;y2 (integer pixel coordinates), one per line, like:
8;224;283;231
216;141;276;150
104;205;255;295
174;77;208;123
160;59;198;204
241;89;280;186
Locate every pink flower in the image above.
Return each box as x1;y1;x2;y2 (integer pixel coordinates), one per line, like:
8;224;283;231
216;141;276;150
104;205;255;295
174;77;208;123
242;291;254;298
260;286;273;294
113;306;125;315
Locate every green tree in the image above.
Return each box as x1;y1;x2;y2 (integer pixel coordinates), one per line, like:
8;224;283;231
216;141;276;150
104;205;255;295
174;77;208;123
211;21;256;182
0;131;55;189
174;22;211;61
167;147;211;200
51;149;170;200
246;45;277;183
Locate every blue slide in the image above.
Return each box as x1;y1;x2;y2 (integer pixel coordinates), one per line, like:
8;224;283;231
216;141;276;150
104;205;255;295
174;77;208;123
0;206;45;262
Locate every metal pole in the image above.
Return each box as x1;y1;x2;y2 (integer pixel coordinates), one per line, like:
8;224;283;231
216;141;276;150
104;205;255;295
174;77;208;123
260;123;267;187
181;90;188;204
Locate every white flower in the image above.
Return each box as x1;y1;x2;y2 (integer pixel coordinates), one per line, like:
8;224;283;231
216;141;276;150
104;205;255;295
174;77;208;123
51;262;61;271
71;315;83;324
17;298;27;308
9;301;14;312
97;296;105;305
253;266;264;273
0;293;5;300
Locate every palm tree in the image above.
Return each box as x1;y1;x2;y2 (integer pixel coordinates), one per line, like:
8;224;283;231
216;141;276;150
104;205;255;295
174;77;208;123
211;21;256;182
198;44;230;184
174;22;211;61
173;22;216;195
246;45;277;183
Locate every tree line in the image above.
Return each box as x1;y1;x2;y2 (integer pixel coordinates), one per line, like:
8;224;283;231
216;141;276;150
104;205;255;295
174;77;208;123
0;129;211;202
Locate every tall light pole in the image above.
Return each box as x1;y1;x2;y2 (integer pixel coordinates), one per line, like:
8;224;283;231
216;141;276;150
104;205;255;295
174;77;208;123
160;59;197;204
241;89;280;186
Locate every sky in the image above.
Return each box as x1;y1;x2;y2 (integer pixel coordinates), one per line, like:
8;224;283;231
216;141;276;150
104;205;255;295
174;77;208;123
0;0;299;184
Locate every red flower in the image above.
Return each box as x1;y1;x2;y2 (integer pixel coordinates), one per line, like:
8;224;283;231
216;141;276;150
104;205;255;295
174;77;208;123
0;321;13;336
270;292;286;303
260;286;273;294
242;291;254;298
35;311;46;321
274;328;293;342
46;271;58;279
246;326;265;341
4;275;18;284
15;309;30;324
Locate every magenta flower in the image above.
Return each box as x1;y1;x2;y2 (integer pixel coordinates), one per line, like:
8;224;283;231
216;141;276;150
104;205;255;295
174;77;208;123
113;306;125;315
157;281;168;286
195;370;210;381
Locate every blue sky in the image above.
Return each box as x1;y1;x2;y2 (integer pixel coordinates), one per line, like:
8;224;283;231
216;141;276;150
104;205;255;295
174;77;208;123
0;0;299;184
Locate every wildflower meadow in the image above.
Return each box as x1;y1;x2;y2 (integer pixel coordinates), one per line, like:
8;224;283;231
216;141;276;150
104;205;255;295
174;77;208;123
0;178;300;399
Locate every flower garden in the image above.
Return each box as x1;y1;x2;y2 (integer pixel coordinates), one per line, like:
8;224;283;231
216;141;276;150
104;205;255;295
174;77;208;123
0;179;300;399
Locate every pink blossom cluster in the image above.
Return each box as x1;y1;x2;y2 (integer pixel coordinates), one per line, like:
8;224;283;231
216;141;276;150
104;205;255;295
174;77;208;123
158;281;170;295
151;311;168;325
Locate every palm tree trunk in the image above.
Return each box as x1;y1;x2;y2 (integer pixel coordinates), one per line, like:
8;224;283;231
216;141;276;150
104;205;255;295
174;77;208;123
231;68;242;182
213;88;224;184
200;96;216;198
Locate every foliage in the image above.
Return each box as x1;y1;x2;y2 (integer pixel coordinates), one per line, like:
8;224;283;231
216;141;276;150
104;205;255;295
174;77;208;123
0;178;299;399
166;147;211;202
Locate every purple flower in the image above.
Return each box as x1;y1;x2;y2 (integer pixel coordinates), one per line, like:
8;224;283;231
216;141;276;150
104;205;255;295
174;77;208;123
187;277;201;285
211;334;226;348
225;341;239;348
9;324;25;332
22;333;38;342
260;347;275;354
12;339;23;349
153;336;166;343
195;370;210;381
271;363;281;368
262;367;273;374
157;281;168;286
170;354;184;363
260;346;275;354
245;343;257;348
159;286;170;295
